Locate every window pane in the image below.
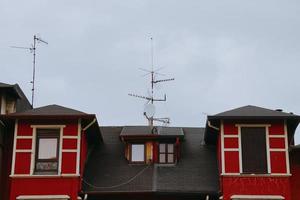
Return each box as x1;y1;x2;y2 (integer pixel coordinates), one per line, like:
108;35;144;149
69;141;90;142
159;154;166;163
241;127;267;174
131;144;144;162
168;144;174;153
159;144;166;153
167;154;174;163
38;138;58;159
36;162;58;171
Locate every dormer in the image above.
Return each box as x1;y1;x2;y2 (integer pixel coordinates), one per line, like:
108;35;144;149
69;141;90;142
206;105;300;176
0;82;31;114
205;105;300;200
119;126;184;164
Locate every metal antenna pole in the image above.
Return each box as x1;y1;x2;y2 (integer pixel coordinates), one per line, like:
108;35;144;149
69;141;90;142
10;34;48;108
31;35;37;107
129;37;174;127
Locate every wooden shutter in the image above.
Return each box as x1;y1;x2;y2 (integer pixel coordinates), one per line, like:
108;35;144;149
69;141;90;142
241;127;268;174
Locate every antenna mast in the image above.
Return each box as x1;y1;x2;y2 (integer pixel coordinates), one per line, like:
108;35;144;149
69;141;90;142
11;34;48;107
129;38;174;127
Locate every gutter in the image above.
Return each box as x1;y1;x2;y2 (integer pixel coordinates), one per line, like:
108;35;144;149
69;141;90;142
83;118;97;131
207;120;219;131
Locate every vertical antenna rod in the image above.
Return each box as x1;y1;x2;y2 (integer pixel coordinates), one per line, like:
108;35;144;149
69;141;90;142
11;34;48;107
129;37;174;127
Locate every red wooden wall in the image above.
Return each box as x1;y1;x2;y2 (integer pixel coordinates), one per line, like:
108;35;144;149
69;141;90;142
9;119;87;200
219;121;292;200
290;150;300;200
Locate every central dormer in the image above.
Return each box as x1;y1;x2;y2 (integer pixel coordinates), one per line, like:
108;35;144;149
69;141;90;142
120;126;184;164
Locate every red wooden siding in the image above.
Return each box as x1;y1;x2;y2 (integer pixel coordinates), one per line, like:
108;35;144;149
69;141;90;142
269;137;285;149
14;152;31;174
222;177;291;200
223;123;238;135
220;121;292;200
10;178;79;200
10;119;87;200
224;151;239;173
61;152;77;174
224;138;238;148
270;152;287;173
16;139;32;149
63;139;77;149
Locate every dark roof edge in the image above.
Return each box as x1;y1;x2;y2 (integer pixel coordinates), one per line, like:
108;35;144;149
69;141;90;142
5;114;96;119
207;115;300;120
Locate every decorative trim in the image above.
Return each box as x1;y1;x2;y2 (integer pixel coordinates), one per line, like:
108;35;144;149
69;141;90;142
224;135;239;138
224;148;239;151
10;174;79;178
16;136;33;139
231;194;284;199
17;195;70;200
221;173;291;177
11;119;18;175
58;127;63;174
269;148;287;152
238;126;242;173
30;125;66;128
30;128;37;175
76;119;81;175
62;149;77;153
15;149;33;153
284;120;290;174
235;124;271;127
266;126;271;173
62;136;79;139
221;121;225;174
269;135;285;138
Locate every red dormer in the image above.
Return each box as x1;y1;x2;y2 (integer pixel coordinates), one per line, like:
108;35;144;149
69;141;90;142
205;105;300;200
7;105;101;200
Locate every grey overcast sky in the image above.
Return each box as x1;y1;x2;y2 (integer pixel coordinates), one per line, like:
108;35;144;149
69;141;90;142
1;1;300;144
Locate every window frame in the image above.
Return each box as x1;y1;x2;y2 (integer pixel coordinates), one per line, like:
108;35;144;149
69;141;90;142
240;126;268;174
159;143;175;164
34;128;60;174
129;143;146;164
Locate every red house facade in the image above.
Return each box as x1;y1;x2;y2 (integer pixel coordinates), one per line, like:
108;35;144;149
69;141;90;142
206;106;300;200
6;105;101;200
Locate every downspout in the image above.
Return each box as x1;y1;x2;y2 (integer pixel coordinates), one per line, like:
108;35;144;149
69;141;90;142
83;194;88;200
83;118;96;131
207;120;219;131
0;120;5;127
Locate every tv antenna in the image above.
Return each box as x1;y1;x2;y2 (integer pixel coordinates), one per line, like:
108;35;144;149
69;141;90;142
129;37;174;127
11;34;48;107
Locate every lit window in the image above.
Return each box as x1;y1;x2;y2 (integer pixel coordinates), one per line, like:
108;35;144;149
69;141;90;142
131;144;145;162
35;129;60;174
159;143;174;164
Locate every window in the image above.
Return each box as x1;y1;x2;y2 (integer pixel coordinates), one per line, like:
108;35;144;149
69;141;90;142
159;143;175;164
241;127;268;174
35;129;60;174
131;144;145;163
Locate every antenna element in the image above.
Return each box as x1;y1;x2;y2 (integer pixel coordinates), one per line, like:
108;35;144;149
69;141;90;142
129;38;174;126
11;35;48;107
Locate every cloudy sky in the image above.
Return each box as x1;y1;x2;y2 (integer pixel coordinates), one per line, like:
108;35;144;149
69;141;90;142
1;1;300;144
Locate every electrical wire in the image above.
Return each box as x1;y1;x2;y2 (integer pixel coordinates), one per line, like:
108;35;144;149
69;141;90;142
82;165;150;189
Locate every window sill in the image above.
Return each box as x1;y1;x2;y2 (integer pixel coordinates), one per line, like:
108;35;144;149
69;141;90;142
10;174;80;178
155;163;176;167
221;173;291;177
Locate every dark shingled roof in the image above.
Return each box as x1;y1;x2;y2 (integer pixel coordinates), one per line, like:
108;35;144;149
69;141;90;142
83;126;219;196
208;105;299;120
0;82;31;112
120;126;184;137
9;104;90;117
